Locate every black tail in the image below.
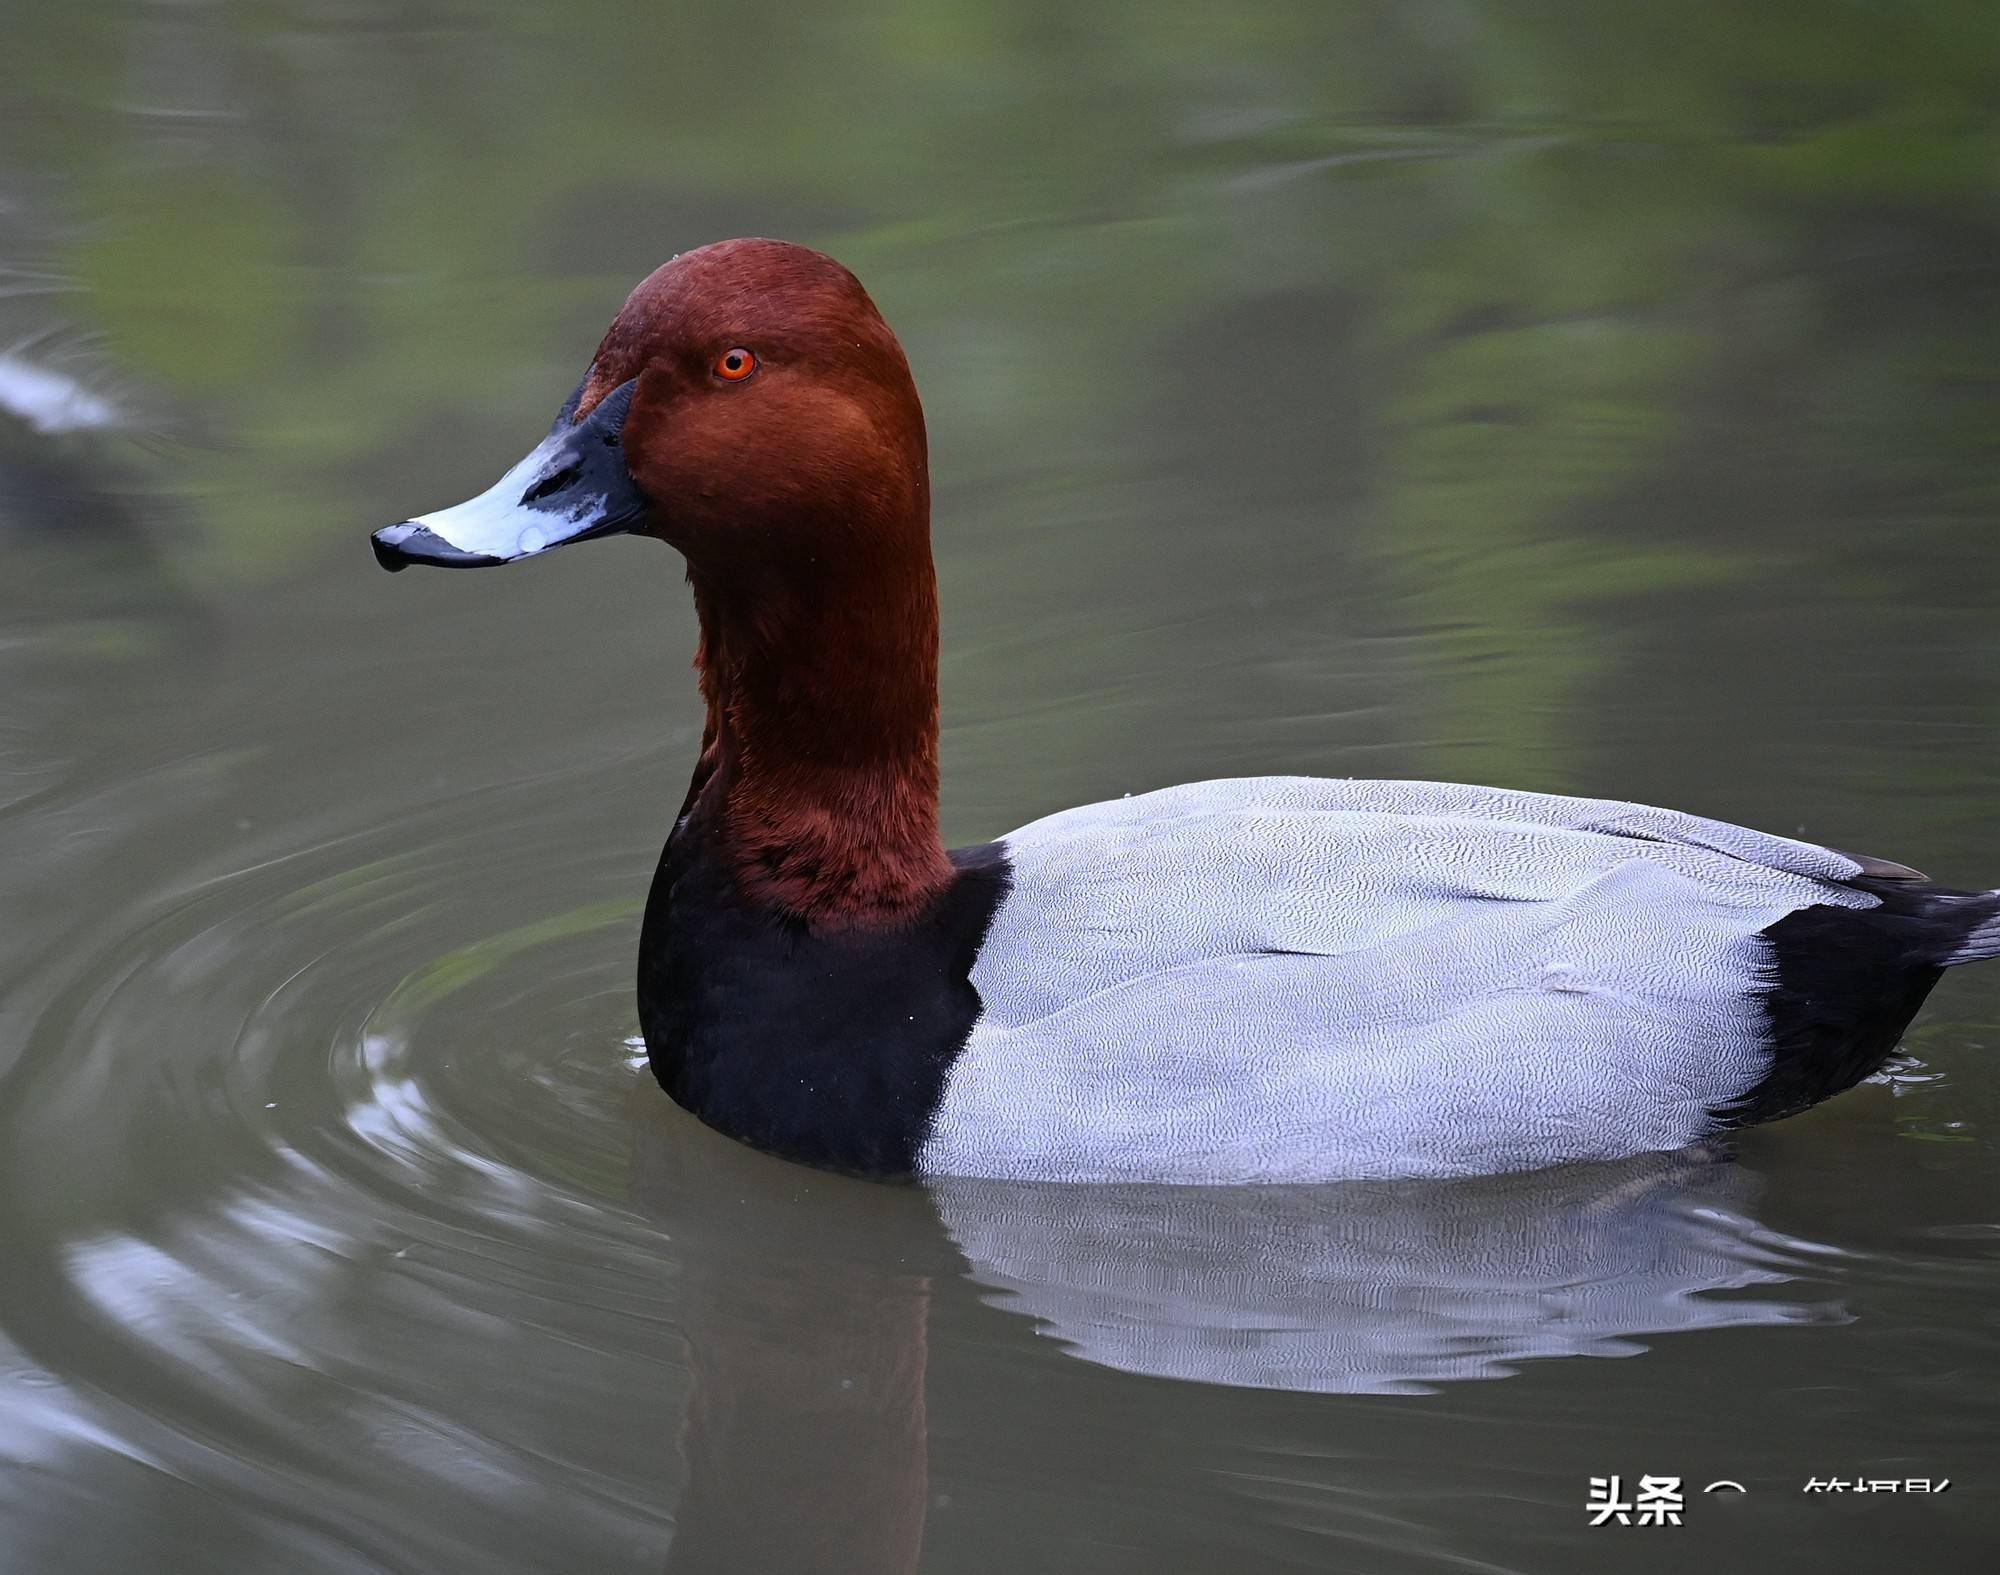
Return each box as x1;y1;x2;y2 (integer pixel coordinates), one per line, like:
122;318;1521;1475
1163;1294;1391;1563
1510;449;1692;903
1946;891;2000;964
1721;878;2000;1128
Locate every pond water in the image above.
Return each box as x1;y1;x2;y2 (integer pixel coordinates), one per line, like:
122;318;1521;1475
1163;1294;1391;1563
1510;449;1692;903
2;3;1998;1571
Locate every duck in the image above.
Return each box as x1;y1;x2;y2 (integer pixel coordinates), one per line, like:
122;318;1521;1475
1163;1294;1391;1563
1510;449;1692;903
371;238;2000;1184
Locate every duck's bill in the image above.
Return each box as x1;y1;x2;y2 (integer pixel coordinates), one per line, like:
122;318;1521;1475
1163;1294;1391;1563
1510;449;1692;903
371;378;646;571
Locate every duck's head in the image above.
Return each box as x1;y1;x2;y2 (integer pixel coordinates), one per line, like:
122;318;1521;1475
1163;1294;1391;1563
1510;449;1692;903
375;240;953;921
371;238;928;576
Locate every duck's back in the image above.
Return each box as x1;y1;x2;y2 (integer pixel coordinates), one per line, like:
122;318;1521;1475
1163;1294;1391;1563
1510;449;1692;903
916;778;1998;1183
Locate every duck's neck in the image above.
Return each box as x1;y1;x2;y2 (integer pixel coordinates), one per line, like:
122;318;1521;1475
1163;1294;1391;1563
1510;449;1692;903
681;551;953;927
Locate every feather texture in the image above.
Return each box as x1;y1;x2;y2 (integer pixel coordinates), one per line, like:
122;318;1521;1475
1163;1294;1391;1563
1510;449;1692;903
920;778;1876;1183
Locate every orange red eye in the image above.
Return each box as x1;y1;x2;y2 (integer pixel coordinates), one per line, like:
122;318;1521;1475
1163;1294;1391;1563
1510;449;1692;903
713;347;757;382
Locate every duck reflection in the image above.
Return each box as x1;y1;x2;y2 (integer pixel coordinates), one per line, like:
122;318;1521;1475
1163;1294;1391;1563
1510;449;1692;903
630;1107;948;1575
631;1108;1841;1571
932;1150;1841;1395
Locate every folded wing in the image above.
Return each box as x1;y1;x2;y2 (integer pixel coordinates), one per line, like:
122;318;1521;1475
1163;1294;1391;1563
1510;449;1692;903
921;777;1880;1183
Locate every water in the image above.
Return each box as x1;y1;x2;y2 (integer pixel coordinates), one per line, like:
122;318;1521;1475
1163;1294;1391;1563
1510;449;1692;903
3;2;1998;1570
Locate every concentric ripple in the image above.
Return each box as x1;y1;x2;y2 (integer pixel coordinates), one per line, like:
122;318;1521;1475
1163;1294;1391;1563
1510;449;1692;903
0;745;691;1575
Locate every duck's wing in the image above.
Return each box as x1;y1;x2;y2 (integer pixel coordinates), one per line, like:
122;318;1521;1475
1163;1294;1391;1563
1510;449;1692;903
1003;776;1885;884
920;777;1889;1184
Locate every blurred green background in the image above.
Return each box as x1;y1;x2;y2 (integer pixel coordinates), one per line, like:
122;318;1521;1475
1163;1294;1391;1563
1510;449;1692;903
6;0;1996;804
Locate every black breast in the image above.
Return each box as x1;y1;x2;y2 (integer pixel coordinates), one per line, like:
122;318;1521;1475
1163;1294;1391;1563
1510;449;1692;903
636;831;1010;1176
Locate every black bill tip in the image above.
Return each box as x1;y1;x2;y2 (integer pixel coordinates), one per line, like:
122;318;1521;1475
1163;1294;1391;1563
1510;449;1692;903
370;522;506;573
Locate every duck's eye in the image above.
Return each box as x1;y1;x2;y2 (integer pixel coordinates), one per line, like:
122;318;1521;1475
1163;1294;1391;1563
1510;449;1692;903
712;347;757;382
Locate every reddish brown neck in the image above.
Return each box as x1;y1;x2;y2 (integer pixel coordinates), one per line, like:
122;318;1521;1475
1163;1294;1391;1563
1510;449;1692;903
683;552;953;927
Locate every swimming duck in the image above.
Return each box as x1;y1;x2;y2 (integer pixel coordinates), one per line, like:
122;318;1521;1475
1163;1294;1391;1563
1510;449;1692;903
372;238;2000;1184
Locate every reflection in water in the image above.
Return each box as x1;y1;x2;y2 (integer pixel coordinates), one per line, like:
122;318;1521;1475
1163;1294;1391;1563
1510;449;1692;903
631;1111;1845;1569
0;339;208;836
934;1155;1843;1396
0;354;122;438
632;1115;940;1575
0;805;1975;1574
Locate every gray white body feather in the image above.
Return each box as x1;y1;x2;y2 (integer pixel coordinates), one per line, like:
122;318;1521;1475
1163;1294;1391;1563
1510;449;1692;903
918;777;1994;1184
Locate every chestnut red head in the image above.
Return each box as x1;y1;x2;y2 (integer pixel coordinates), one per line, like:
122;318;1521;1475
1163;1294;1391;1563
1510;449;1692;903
371;238;928;578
